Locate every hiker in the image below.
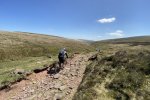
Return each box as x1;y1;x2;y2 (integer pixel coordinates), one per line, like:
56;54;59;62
58;48;68;69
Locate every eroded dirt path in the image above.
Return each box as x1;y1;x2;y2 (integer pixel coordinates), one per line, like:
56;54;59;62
0;53;92;100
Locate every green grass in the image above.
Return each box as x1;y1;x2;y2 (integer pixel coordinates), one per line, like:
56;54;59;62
0;31;93;61
0;56;56;88
0;56;55;72
74;43;150;100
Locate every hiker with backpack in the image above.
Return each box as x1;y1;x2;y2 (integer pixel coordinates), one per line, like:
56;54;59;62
58;48;68;69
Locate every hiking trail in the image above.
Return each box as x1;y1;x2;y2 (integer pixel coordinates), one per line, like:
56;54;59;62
0;53;93;100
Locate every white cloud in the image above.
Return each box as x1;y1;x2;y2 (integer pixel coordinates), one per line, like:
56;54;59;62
109;30;124;37
98;17;116;23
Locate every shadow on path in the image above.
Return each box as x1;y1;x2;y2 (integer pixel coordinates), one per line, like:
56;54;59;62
47;62;61;75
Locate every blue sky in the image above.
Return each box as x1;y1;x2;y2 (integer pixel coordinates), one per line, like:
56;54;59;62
0;0;150;40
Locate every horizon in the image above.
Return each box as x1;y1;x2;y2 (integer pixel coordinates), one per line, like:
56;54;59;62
0;0;150;40
1;30;150;41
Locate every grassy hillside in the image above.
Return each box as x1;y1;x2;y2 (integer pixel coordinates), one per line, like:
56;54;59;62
93;36;150;47
74;50;150;100
74;36;150;100
0;31;93;61
100;36;150;42
92;36;150;56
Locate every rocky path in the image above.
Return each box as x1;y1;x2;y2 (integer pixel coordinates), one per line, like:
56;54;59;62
0;53;92;100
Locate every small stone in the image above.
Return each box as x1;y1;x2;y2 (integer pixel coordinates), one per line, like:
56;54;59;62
49;84;54;89
53;83;61;89
32;81;36;84
69;86;73;89
70;78;74;81
22;87;26;91
59;85;66;91
10;96;16;99
53;74;60;79
66;92;70;95
23;94;28;98
76;69;79;72
66;90;71;94
29;89;35;93
43;82;48;85
53;93;63;100
63;76;68;80
71;73;75;76
66;67;70;70
37;93;42;98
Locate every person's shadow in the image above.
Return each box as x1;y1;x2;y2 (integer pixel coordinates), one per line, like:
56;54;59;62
47;62;61;75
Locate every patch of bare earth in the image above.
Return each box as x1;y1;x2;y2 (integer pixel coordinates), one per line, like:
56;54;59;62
0;53;92;100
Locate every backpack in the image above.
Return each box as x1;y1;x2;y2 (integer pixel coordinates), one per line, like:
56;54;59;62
58;50;65;58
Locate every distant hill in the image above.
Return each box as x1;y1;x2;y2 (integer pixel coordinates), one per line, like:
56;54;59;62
0;31;93;61
98;36;150;43
77;39;94;44
93;36;150;46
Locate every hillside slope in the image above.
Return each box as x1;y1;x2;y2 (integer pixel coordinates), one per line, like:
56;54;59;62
100;36;150;42
93;36;150;47
74;36;150;100
0;31;93;61
74;50;150;100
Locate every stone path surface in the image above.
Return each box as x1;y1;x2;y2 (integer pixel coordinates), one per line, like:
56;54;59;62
0;53;92;100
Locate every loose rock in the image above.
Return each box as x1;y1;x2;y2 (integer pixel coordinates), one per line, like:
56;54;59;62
53;74;60;79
